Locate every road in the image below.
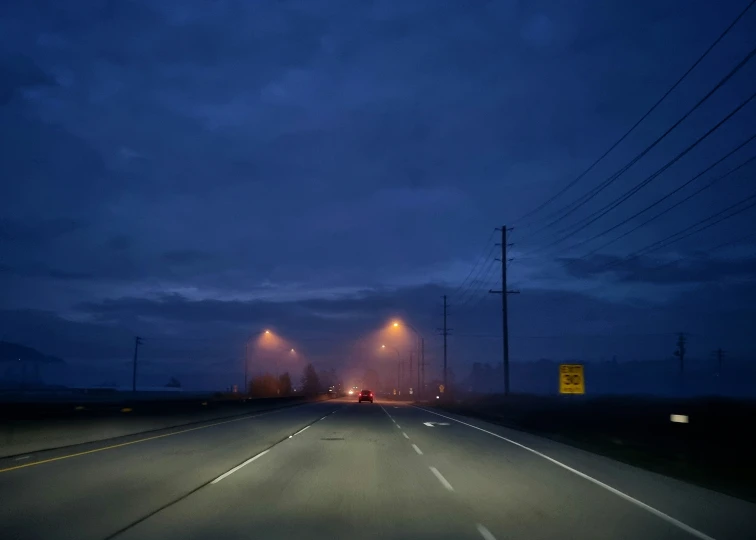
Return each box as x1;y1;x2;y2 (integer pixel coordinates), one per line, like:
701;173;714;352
1;398;754;540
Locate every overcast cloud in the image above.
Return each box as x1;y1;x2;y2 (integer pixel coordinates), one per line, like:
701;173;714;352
1;0;755;389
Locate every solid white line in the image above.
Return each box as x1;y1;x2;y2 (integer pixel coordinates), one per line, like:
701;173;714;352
293;425;310;436
415;407;716;540
211;449;270;484
429;466;454;491
402;432;409;439
412;444;423;455
476;523;497;540
14;456;30;461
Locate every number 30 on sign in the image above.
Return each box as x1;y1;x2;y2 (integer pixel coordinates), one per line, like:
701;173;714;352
559;364;585;394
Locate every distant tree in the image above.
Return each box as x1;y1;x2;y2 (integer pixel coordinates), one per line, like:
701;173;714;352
165;377;182;388
301;363;320;395
278;372;292;395
249;373;279;397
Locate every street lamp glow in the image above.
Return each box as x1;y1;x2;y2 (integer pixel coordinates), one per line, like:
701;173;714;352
264;330;270;334
393;322;399;327
290;348;295;353
381;344;386;348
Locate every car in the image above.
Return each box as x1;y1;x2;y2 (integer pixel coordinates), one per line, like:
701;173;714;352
358;389;374;403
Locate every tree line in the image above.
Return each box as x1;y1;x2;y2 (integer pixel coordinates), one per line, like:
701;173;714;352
248;362;339;397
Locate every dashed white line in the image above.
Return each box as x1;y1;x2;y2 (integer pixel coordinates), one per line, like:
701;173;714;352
396;424;401;429
14;456;30;461
292;425;310;436
320;415;328;420
412;444;423;455
211;449;270;484
415;407;717;540
476;523;497;540
402;432;409;439
429;466;454;491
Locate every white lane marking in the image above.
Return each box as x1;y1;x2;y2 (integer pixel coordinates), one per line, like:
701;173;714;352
396;424;401;429
415;407;716;540
293;425;310;436
476;523;497;540
14;456;30;461
402;432;409;439
412;444;423;455
320;415;328;420
429;466;454;491
211;449;270;484
424;421;450;427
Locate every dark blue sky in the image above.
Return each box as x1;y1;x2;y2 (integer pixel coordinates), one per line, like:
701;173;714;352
1;0;755;390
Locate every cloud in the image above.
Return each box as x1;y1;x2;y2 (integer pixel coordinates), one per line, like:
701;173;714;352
162;249;213;265
560;254;756;284
0;53;56;105
1;0;755;380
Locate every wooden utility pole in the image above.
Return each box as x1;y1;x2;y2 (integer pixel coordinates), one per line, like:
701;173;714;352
442;295;448;392
489;226;519;395
132;336;143;393
674;333;687;376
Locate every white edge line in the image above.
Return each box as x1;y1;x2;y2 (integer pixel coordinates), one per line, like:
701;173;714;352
211;449;270;484
402;432;409;439
293;425;310;436
14;456;31;461
476;523;497;540
414;406;716;540
429;466;454;491
412;444;423;455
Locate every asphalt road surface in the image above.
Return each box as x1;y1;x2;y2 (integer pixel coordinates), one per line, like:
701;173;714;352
1;398;754;540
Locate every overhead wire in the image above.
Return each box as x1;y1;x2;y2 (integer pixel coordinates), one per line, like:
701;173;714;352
559;134;756;256
600;190;756;272
581;151;756;258
448;228;497;298
521;44;756;245
534;87;756;253
511;0;756;227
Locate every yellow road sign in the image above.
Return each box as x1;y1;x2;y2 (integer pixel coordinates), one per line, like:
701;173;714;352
559;364;585;394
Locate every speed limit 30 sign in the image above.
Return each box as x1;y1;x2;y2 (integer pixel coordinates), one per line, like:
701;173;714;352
559;364;585;394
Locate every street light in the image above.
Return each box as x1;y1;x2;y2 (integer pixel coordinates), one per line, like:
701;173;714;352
380;344;402;396
390;319;425;399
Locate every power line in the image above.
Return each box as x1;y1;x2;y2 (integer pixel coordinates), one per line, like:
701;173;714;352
523;44;756;243
581;150;756;258
449;228;497;298
601;191;756;271
452;243;498;306
536;88;756;253
512;0;756;227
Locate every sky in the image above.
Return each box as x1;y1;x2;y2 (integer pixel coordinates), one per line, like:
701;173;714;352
1;0;755;391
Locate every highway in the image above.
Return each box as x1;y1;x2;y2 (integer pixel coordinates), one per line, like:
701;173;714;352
1;398;754;540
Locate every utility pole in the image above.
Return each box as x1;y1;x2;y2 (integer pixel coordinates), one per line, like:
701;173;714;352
674;333;686;376
489;225;519;395
712;348;725;377
397;361;401;395
443;295;448;393
244;342;249;395
409;351;413;395
132;336;143;393
417;338;423;399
